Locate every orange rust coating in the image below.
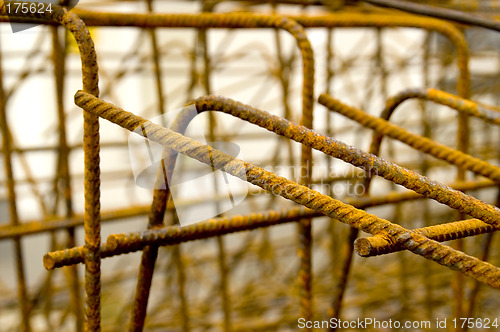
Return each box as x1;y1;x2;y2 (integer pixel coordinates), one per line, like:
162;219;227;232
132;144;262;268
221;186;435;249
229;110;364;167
0;2;102;331
44;203;500;288
42;205;499;269
318;93;500;183
370;88;500;158
356;218;495;257
190;95;500;228
383;88;500;125
57;12;316;322
73;91;500;288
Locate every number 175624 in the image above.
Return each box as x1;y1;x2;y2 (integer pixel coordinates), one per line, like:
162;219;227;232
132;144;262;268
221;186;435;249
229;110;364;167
5;2;53;15
452;318;498;329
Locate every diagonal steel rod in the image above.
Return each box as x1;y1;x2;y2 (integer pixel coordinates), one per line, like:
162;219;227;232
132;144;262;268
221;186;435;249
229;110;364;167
318;93;500;183
371;88;500;158
78;91;500;261
357;88;500;257
70;91;500;288
190;95;500;228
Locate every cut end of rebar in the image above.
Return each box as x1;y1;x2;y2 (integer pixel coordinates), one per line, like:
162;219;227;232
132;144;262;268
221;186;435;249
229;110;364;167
317;93;330;105
105;235;119;251
354;238;374;257
74;90;85;99
43;254;56;271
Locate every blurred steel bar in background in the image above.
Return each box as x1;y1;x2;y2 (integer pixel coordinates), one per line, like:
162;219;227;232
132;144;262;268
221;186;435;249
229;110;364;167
319;93;500;182
0;27;31;332
362;0;500;32
3;2;500;330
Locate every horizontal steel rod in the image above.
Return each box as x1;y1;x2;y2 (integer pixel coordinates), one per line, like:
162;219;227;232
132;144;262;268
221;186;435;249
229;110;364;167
356;218;496;257
362;0;500;32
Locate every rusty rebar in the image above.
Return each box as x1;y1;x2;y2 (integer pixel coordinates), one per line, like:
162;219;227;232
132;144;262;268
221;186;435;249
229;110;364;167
365;87;500;317
356;88;500;258
370;88;500;158
355;218;496;257
1;4;498;326
70;11;316;323
0;3;102;330
70;91;500;288
51;25;84;332
43;206;316;269
320;90;500;309
80;90;500;261
196;95;500;229
62;15;472;323
318;93;500;183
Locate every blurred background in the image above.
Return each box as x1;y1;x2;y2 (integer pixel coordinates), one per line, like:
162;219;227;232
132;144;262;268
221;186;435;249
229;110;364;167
2;0;500;331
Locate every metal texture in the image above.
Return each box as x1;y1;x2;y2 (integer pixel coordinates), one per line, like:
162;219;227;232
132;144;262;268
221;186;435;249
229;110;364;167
318;93;500;182
2;1;500;331
69;91;500;289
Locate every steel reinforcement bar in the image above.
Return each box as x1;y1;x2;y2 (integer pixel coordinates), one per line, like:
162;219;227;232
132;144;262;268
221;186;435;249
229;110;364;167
67;11;317;323
186;95;500;228
168;95;500;261
60;91;500;288
355;218;496;257
359;88;500;257
318;93;500;183
369;87;500;157
65;12;472;324
0;2;101;331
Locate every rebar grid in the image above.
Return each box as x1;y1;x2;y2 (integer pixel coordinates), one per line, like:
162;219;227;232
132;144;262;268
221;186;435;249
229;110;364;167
2;1;500;331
